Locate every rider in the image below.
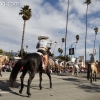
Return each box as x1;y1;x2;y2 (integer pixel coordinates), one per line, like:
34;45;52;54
36;35;53;72
90;54;95;63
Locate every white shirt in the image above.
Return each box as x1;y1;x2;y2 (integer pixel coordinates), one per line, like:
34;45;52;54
36;39;52;49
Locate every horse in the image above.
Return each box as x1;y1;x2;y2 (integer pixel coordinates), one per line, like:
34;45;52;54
48;58;55;73
0;55;9;77
72;57;82;76
72;63;80;77
87;62;98;83
9;48;53;97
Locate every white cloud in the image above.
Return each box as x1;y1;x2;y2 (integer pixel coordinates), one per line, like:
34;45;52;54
0;0;100;61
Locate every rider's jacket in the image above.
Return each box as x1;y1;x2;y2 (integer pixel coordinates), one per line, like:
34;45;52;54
36;39;52;50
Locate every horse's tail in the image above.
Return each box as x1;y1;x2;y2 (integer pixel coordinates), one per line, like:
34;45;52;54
9;59;26;87
87;63;90;80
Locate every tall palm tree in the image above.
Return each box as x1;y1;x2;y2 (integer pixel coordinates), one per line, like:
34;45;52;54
94;27;98;50
19;5;32;57
74;35;79;57
84;0;91;66
65;0;70;61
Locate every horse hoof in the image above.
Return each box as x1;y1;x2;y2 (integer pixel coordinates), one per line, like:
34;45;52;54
19;90;22;94
40;87;42;90
28;95;31;98
27;93;31;97
50;86;52;89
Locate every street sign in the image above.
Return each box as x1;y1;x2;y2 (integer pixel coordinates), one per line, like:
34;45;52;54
69;48;74;55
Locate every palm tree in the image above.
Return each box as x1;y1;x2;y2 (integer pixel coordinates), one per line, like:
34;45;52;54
19;5;32;57
61;38;65;48
26;45;28;53
84;0;91;66
65;0;70;61
58;48;63;55
74;35;79;57
94;27;98;50
61;38;65;54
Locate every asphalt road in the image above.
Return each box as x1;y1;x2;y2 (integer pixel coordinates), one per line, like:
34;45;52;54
0;72;100;100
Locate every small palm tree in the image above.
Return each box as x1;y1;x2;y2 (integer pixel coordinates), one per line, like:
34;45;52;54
76;35;79;42
58;48;63;55
93;27;98;54
19;5;32;57
74;35;79;57
61;38;65;55
26;45;28;53
84;0;91;66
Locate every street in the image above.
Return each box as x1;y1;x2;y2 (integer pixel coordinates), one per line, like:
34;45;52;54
0;72;100;100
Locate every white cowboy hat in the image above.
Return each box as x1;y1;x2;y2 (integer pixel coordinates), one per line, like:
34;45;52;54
38;35;49;40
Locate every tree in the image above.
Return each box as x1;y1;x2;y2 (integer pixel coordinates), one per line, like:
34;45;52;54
58;48;63;55
19;5;32;57
94;27;98;49
65;0;70;61
26;45;28;53
61;38;65;52
76;35;79;42
74;35;80;57
18;49;26;57
0;49;3;54
84;0;91;66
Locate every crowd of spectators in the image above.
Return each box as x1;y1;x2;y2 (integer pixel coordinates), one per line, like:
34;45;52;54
2;60;14;72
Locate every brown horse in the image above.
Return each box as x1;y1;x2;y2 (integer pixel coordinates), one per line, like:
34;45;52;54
87;62;98;83
0;55;9;77
48;59;55;73
48;59;61;74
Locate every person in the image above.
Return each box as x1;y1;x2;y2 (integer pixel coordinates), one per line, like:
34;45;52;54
36;35;53;72
90;54;95;63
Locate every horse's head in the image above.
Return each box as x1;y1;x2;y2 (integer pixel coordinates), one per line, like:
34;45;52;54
2;56;9;61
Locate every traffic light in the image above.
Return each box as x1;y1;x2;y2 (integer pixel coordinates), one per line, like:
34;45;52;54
69;48;74;55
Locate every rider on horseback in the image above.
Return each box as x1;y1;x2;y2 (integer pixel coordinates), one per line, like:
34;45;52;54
36;35;53;72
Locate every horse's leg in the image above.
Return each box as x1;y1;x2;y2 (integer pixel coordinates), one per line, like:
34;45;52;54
90;71;92;83
0;68;2;77
95;72;97;82
76;68;78;77
19;70;27;94
72;67;74;75
93;73;94;81
39;72;42;90
27;71;35;97
46;69;52;88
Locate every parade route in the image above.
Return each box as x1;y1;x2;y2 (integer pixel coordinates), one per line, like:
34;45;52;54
0;72;100;100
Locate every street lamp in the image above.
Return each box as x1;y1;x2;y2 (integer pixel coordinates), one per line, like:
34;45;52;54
71;42;77;62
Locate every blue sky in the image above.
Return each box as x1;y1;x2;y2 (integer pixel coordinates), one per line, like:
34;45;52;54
0;0;100;61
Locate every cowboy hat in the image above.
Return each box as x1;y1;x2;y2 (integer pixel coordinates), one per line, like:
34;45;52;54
38;35;49;40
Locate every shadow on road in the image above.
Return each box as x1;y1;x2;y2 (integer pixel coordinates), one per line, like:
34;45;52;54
62;77;100;93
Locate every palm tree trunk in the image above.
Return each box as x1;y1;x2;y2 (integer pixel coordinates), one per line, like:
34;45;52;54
64;0;69;72
85;4;88;67
93;34;96;53
21;20;26;57
74;43;77;58
65;0;69;61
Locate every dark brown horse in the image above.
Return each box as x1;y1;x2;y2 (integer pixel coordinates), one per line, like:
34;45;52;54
9;49;53;97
